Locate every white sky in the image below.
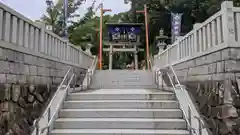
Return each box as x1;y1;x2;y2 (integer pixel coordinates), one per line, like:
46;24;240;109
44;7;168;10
0;0;130;20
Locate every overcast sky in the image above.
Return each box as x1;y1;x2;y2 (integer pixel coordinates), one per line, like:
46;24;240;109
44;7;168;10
0;0;130;20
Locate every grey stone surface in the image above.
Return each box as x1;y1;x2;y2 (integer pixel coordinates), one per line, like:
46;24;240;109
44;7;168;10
0;74;6;83
6;74;17;83
29;65;37;75
37;67;48;76
0;44;88;135
229;48;240;60
16;75;27;84
3;49;15;62
14;51;24;63
9;62;19;74
50;69;58;77
221;48;231;60
24;54;37;65
170;48;240;82
216;61;225;73
0;61;9;73
0;47;3;60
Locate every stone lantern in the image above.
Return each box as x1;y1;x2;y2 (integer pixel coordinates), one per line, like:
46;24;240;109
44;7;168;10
85;43;93;55
155;29;169;55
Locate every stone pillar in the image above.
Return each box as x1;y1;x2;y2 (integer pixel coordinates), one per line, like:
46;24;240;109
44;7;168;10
193;23;201;53
221;1;235;47
66;41;69;61
36;22;46;53
109;45;113;70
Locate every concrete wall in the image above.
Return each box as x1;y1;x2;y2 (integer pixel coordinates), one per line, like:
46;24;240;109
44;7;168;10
0;2;94;135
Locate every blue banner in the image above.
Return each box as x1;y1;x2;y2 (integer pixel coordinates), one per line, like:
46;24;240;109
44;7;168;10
108;25;141;34
126;26;141;34
108;26;122;34
171;13;183;43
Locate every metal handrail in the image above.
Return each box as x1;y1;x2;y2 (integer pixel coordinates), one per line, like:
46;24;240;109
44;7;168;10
42;67;72;116
82;56;98;89
41;74;75;134
32;67;75;135
155;66;206;135
148;54;154;70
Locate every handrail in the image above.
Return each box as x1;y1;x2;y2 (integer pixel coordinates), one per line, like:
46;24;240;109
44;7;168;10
41;74;75;134
82;56;98;90
32;67;75;135
155;66;207;135
169;65;207;134
42;67;72;116
165;71;195;133
149;54;154;70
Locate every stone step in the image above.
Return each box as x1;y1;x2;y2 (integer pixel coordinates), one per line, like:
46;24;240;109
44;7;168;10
67;93;175;100
59;109;183;118
90;85;158;89
50;129;189;135
63;100;179;109
53;118;187;129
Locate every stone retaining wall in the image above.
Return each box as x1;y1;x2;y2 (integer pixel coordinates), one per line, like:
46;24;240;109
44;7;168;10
173;47;240;82
161;47;240;135
0;47;86;135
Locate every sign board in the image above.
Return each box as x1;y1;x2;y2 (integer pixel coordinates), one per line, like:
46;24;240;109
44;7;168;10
106;23;143;42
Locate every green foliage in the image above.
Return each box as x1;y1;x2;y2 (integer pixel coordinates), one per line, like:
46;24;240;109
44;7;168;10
41;0;85;36
125;0;240;56
68;8;130;52
41;0;240;68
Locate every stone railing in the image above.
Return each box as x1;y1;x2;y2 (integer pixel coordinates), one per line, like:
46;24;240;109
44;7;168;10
0;2;94;135
155;1;240;69
0;2;93;69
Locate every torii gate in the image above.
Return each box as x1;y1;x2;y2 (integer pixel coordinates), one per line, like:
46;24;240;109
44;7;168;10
103;23;144;70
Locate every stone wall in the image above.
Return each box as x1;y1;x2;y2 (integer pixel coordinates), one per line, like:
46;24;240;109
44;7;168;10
0;47;86;135
162;47;240;135
172;47;240;82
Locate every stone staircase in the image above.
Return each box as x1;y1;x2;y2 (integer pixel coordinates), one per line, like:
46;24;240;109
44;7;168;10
50;89;189;135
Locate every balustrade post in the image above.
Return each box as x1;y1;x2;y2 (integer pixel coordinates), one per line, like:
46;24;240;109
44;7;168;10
193;23;201;53
86;71;89;89
66;41;70;61
73;68;76;92
177;42;180;61
37;22;45;53
166;49;169;65
221;1;235;47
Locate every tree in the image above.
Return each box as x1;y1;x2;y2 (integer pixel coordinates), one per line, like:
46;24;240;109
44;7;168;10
124;0;240;56
41;0;85;36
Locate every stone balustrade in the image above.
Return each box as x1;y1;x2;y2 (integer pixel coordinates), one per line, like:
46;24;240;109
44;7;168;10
154;2;240;134
0;2;93;69
0;2;94;135
155;1;240;69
